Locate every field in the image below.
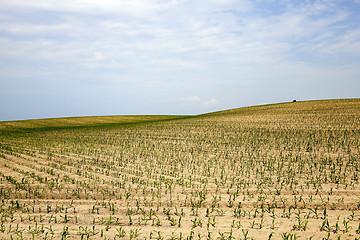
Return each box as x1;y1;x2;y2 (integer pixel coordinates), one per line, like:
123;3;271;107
0;99;359;240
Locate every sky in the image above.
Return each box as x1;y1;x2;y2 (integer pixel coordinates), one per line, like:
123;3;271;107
1;0;360;121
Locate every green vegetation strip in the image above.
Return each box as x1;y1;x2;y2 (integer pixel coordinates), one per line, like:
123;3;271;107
0;115;192;133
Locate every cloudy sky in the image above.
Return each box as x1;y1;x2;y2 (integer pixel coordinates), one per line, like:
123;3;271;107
1;0;359;121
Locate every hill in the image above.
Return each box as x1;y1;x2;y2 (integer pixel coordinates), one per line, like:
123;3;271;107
2;98;359;132
0;115;190;133
0;98;359;239
193;98;360;131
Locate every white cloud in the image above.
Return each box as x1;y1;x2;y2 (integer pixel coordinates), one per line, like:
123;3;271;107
316;28;360;55
0;0;251;18
0;0;162;15
0;23;70;34
1;0;358;73
204;98;219;106
183;96;202;102
181;96;219;107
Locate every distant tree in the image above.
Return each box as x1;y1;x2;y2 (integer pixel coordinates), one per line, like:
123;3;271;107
293;100;297;102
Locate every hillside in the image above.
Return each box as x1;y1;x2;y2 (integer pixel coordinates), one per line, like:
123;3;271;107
199;98;360;129
0;99;359;239
1;98;358;132
0;115;189;133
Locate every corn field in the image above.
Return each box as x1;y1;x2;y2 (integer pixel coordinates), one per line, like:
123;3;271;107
0;99;359;239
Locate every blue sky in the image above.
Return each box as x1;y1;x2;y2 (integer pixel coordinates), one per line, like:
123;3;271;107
1;0;360;121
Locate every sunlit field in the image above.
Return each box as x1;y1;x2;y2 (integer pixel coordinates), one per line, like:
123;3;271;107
0;99;359;239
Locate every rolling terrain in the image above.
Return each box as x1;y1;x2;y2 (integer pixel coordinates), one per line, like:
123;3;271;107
0;99;359;239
